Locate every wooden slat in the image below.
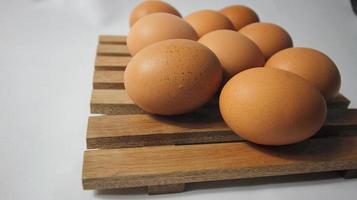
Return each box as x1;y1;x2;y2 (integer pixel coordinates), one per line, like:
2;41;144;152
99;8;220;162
90;89;218;115
95;56;131;71
86;109;357;149
87;107;227;149
90;90;143;114
90;89;349;115
97;44;130;56
93;70;124;89
99;35;127;44
82;136;357;190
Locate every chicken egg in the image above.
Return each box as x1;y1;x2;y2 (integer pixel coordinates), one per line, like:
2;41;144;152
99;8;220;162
125;39;222;115
184;10;234;38
265;47;341;102
129;0;181;27
219;67;326;145
127;13;198;56
239;22;293;60
220;5;259;30
199;30;265;79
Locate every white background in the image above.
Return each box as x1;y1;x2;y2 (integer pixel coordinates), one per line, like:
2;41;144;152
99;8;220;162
0;0;357;199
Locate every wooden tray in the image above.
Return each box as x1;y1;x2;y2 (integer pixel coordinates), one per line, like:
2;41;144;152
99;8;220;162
82;35;357;195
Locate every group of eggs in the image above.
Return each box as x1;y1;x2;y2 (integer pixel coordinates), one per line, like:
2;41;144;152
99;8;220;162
124;0;341;146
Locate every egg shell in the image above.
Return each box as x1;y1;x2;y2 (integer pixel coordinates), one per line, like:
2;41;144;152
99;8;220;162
199;30;265;79
184;10;234;38
127;13;198;56
220;5;259;30
265;47;341;102
219;67;327;146
239;22;293;60
129;0;181;27
124;39;222;115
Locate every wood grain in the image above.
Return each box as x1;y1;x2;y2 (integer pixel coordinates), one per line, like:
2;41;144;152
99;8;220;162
99;35;127;44
95;56;131;71
90;89;350;115
93;70;124;89
86;109;357;149
82;136;357;190
97;44;130;56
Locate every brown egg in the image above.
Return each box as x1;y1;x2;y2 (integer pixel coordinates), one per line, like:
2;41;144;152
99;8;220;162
124;39;222;115
220;5;259;30
265;47;341;102
219;67;326;145
127;13;198;56
239;22;293;60
129;0;181;27
184;10;234;38
199;30;265;79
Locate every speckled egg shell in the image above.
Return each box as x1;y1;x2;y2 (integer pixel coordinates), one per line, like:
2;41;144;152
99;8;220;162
184;10;234;38
220;5;259;30
219;67;327;146
127;13;198;56
199;30;265;79
239;22;293;60
129;0;181;27
265;47;341;102
124;39;223;115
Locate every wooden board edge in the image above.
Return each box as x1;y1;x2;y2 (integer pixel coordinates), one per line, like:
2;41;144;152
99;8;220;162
83;165;357;190
99;35;127;44
86;130;236;149
82;136;357;190
90;103;144;115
